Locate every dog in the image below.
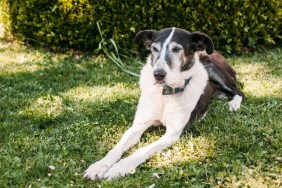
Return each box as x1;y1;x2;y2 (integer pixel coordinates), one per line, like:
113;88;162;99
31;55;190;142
83;27;244;180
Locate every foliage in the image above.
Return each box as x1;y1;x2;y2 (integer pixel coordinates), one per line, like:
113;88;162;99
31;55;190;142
0;41;281;187
0;0;12;39
97;22;141;77
5;0;282;53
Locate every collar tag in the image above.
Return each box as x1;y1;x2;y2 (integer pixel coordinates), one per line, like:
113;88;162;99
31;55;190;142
162;77;192;95
162;85;174;95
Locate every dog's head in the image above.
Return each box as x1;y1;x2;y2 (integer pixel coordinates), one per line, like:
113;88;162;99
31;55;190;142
135;27;213;86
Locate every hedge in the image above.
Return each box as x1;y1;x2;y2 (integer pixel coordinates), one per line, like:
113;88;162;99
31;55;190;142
4;0;282;53
0;0;12;39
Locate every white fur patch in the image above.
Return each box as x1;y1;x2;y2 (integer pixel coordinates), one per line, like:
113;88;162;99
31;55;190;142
228;94;242;111
159;27;175;61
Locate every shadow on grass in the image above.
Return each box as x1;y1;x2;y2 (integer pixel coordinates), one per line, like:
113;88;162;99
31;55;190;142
0;54;138;139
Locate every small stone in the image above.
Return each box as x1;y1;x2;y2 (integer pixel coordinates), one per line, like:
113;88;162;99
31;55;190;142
48;165;55;170
152;173;160;179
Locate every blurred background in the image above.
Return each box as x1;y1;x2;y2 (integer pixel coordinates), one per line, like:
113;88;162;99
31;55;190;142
0;0;281;54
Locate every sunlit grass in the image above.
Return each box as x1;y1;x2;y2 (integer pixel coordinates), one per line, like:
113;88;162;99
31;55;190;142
230;50;282;98
22;95;65;118
149;136;215;167
63;84;140;103
0;41;281;187
0;42;44;74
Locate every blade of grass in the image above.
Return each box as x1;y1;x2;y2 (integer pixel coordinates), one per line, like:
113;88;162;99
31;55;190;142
96;22;140;77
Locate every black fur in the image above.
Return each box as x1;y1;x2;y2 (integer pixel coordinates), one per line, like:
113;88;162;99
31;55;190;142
185;51;244;129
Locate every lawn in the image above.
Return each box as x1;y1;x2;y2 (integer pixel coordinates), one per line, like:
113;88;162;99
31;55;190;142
0;41;281;188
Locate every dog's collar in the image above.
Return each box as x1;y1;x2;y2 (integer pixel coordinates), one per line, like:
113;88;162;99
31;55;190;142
162;77;192;95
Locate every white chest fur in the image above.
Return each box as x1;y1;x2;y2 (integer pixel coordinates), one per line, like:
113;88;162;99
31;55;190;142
138;57;209;127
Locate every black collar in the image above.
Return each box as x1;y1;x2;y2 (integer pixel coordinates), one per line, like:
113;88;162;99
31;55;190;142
162;77;192;95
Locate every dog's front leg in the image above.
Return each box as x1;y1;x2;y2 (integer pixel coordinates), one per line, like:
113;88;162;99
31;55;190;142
104;119;187;180
83;97;155;180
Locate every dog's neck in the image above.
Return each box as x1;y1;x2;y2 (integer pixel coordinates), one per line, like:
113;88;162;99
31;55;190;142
162;77;192;95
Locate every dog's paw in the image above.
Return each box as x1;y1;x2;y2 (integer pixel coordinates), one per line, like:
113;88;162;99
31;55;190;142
228;95;242;111
104;159;136;180
83;160;112;180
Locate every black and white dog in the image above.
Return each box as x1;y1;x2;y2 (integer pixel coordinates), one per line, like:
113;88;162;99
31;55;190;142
84;27;244;180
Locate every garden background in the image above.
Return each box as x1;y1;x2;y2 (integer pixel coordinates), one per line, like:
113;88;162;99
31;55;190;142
0;0;281;187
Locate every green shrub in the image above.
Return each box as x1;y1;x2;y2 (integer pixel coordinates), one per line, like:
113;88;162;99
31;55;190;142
0;0;12;39
7;0;282;53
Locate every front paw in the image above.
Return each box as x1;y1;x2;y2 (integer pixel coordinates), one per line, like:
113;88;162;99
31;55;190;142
83;160;112;180
104;159;136;180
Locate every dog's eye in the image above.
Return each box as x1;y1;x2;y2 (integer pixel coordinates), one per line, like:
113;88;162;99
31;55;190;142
172;46;182;53
151;46;159;52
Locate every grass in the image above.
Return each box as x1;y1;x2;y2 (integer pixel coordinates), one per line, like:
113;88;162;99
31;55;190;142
0;41;281;188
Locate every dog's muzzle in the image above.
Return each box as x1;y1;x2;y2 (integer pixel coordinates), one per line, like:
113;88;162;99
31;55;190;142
154;69;166;81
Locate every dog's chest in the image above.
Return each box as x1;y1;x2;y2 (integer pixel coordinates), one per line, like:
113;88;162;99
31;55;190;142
144;88;193;126
139;60;209;127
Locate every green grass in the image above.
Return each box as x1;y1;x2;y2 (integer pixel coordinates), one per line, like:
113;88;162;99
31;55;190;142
0;41;281;188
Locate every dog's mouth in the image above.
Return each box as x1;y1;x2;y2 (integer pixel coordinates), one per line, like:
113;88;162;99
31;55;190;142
154;80;165;85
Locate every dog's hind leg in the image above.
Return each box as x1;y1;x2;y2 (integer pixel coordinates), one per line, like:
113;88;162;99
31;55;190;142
208;70;243;111
209;69;243;111
83;99;156;180
228;93;243;111
201;53;244;111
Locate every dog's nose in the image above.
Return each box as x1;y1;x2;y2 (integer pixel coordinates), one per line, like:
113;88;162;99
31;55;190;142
154;69;166;81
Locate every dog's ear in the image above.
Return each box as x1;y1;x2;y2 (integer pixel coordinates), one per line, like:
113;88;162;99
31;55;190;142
135;30;157;49
190;32;214;55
